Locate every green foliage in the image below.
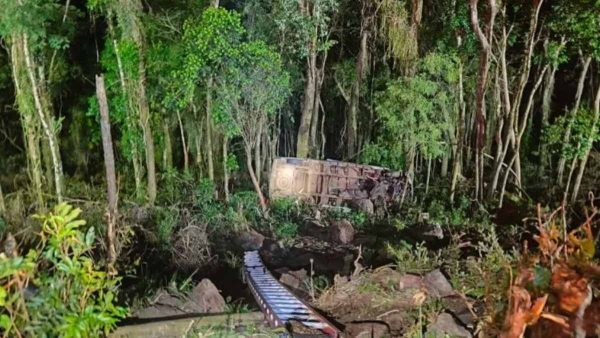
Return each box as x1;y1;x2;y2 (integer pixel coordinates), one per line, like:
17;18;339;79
545;108;599;161
175;7;244;108
362;52;459;170
549;0;600;59
269;198;302;239
274;221;299;240
446;225;514;300
0;203;127;337
154;207;178;247
386;241;441;274
378;0;417;72
227;191;262;230
273;0;339;58
0;0;73;52
213;40;290;140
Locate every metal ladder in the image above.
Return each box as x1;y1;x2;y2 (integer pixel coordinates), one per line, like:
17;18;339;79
243;251;340;337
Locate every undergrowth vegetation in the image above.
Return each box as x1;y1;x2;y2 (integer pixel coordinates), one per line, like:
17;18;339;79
0;203;127;337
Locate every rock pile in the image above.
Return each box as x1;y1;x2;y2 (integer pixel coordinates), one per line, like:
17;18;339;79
135;279;226;319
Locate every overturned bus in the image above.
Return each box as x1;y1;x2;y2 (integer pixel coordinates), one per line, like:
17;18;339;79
268;157;411;208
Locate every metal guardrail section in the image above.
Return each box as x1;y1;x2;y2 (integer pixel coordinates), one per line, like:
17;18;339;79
244;251;340;337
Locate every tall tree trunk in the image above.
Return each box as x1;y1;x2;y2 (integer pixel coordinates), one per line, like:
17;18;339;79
177;110;189;172
22;34;64;203
570;77;600;203
539;38;565;173
469;0;497;200
245;144;267;212
206;78;215;181
10;38;44;209
0;184;5;217
488;0;542;199
348;26;369;159
115;0;157;204
223;138;229;202
297;49;317;158
557;56;592;183
450;41;466;203
96;75;119;267
162;117;173;170
255;122;263;183
113;37;144;199
137;56;157;205
131;145;143;200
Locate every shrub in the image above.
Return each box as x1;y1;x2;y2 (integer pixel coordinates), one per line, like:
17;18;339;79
0;203;127;337
386;241;441;274
154;207;179;248
274;221;298;240
228;191;261;228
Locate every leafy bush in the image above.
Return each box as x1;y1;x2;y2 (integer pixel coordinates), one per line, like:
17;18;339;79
0;203;127;337
386;241;441;274
154;207;179;247
274;221;298;240
228;191;261;228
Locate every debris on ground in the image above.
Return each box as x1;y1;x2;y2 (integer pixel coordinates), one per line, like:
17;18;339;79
499;204;600;338
135;278;225;319
171;210;212;272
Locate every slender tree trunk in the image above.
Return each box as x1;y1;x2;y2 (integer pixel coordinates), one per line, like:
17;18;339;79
255;122;263;184
115;0;156;204
557;56;592;183
113;37;143;198
348;27;369;159
22;34;64;202
450;44;466;203
489;1;542;199
10;38;44;209
539;38;565;173
206;78;215;180
177;110;189;172
245;144;267;212
131;147;143;200
297;49;317;158
0;184;5;217
223;138;230;202
425;156;432;195
96;75;119;267
138;57;157;205
162;118;173;170
470;0;497;200
313;51;329;159
570;79;600;202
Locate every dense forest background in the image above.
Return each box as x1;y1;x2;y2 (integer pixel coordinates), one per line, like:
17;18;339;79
0;0;599;336
0;0;598;214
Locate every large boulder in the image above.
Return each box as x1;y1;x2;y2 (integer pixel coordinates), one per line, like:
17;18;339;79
237;229;265;251
182;279;226;313
423;269;455;298
426;313;472;338
344;321;390;338
278;268;308;290
135;279;225;319
329;219;355;244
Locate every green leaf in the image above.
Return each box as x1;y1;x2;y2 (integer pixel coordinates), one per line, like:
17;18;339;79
532;265;551;290
85;226;95;247
0;314;10;330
